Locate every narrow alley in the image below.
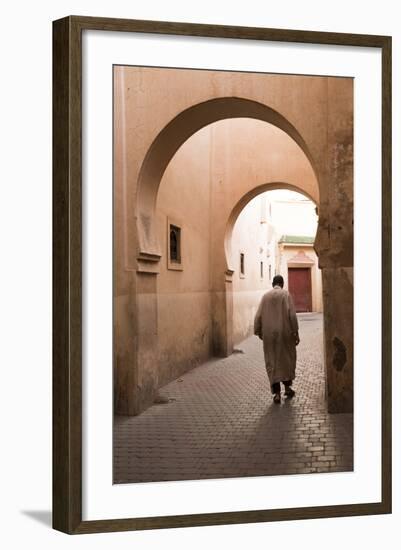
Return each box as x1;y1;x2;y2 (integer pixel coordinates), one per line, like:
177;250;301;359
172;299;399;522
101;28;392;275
114;313;353;483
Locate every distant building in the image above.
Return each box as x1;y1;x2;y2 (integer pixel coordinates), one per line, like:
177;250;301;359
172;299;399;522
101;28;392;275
276;235;323;313
230;192;322;346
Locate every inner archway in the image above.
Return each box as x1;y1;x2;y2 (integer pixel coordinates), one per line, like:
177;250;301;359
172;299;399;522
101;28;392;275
228;188;322;349
225;183;319;276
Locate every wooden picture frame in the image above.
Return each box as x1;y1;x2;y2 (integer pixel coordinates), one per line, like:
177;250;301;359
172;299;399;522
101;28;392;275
53;15;391;534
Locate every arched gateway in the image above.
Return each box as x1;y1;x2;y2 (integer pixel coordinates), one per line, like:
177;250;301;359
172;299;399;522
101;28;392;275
136;97;317;265
114;67;353;416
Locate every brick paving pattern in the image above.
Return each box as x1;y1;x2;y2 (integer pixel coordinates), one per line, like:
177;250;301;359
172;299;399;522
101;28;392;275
114;313;353;483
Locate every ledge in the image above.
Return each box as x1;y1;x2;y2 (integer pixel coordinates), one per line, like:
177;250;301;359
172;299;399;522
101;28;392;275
136;250;161;274
225;269;234;283
137;251;162;263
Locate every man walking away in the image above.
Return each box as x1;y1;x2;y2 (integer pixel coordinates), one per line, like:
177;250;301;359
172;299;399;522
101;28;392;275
254;274;300;404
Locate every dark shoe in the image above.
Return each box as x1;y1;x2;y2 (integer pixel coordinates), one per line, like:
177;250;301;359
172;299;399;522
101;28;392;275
273;393;281;404
284;388;295;399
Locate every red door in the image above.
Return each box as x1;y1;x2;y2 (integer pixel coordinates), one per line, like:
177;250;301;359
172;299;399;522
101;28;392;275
288;268;312;312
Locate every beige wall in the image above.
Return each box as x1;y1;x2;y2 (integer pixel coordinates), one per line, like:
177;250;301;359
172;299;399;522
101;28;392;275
231;195;276;345
155;126;213;386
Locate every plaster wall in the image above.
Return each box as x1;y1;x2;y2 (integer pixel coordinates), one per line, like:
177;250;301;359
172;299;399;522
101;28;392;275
231;196;276;345
155;126;213;385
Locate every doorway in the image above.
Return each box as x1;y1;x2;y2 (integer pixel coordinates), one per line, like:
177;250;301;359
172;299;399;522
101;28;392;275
288;267;312;312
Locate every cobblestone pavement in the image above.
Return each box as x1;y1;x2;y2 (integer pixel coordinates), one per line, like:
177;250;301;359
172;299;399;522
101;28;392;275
114;313;353;483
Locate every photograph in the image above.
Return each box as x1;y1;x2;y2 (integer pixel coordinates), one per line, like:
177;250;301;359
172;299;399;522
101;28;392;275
1;0;396;543
112;65;354;484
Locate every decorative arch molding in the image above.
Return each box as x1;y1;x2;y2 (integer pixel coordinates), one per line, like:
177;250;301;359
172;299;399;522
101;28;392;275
287;250;316;266
136;96;320;266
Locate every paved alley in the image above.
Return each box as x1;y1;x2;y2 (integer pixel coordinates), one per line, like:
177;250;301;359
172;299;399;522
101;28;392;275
114;313;353;483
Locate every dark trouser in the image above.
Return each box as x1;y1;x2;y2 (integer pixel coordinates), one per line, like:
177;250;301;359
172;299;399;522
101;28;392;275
272;380;292;394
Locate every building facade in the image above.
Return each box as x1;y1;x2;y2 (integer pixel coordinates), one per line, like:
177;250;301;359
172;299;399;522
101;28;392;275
276;236;323;313
231;194;276;345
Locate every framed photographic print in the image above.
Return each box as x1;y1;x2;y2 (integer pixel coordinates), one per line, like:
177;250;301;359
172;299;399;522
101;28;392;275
53;16;392;534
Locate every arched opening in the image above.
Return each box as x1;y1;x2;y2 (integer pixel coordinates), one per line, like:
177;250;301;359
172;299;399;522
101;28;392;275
152;116;322;391
225;182;319;275
227;188;324;404
135;97;320;262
